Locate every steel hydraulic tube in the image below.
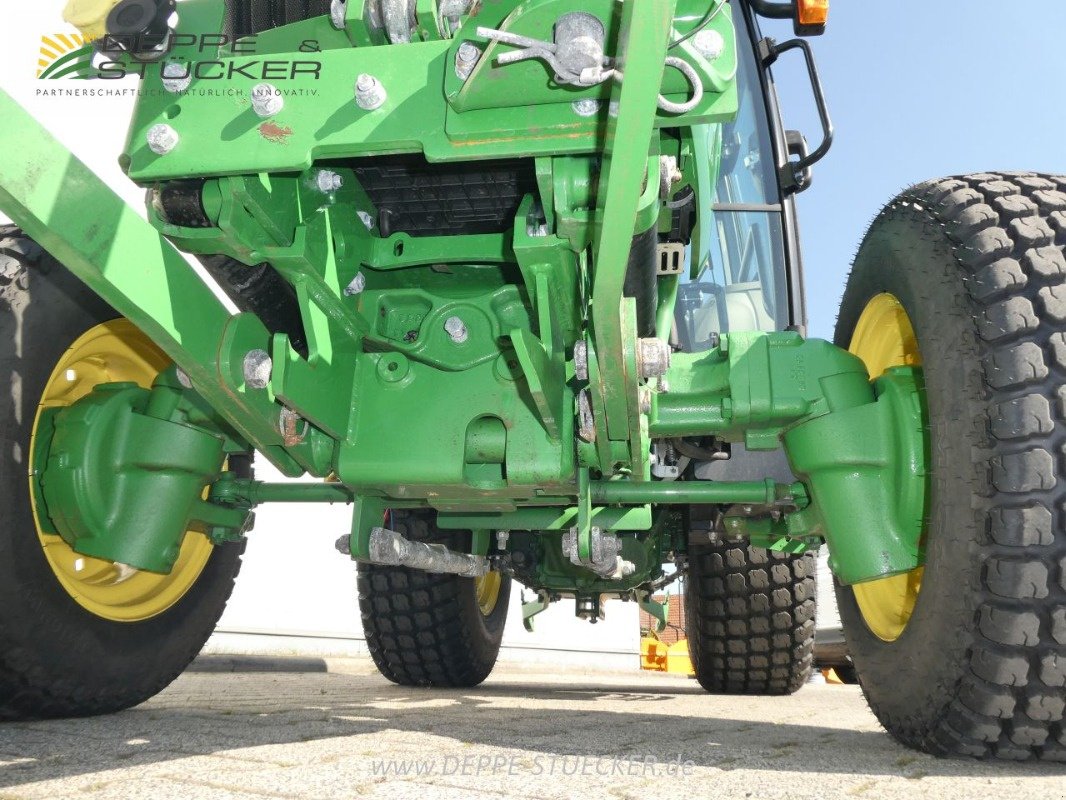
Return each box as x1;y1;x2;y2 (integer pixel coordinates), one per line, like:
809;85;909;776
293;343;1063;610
591;479;804;507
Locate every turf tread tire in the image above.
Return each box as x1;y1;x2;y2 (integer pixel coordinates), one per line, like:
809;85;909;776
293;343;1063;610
225;0;332;39
686;543;815;695
835;172;1066;761
0;227;245;720
357;511;509;688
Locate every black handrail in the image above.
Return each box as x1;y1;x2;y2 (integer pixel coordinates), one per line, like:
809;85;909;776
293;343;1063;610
757;37;834;193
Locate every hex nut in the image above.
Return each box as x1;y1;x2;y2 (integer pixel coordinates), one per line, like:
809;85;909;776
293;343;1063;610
316;170;343;193
161;61;191;93
355;73;387;111
251;83;284;117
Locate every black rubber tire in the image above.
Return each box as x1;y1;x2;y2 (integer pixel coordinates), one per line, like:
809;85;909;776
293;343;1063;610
0;227;245;720
835;173;1066;761
224;0;332;39
685;542;816;694
357;510;510;687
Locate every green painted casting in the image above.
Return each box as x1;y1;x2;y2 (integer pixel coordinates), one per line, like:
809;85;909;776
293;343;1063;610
38;382;249;574
0;0;929;606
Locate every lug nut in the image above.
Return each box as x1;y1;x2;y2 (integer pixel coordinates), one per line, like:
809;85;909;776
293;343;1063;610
243;349;273;389
147;124;179;155
355;73;387;111
571;98;600;117
161;61;191;93
455;41;481;80
444;316;469;344
316;170;343;193
344;272;366;296
693;29;725;61
636;338;671;379
251;83;284;118
330;0;347;29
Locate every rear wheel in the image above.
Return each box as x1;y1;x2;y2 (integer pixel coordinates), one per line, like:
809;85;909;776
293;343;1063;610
836;173;1066;761
0;228;245;719
686;541;816;694
358;510;510;687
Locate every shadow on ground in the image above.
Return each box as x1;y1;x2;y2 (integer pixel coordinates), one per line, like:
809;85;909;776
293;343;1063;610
1;657;1064;793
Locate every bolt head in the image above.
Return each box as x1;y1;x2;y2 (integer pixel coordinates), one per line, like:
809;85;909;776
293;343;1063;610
146;124;179;155
355;74;386;110
250;83;284;117
316;170;343;193
571;98;600;117
161;61;191;93
693;29;725;60
637;337;672;379
457;41;480;63
455;41;481;80
330;0;347;29
344;272;366;296
174;367;192;389
444;315;469;344
243;349;273;390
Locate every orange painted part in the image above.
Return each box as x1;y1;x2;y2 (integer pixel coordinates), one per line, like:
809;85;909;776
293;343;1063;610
798;0;829;25
640;637;669;671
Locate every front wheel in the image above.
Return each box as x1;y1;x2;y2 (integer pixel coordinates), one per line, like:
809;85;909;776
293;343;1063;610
836;173;1066;761
0;229;245;719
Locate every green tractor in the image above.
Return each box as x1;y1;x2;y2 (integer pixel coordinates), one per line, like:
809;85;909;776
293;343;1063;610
1;0;1063;761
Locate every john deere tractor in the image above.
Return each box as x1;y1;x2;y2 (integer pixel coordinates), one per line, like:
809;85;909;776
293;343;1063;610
1;0;1064;761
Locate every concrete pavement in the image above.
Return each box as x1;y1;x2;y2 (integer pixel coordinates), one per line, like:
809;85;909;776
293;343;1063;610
1;657;1063;800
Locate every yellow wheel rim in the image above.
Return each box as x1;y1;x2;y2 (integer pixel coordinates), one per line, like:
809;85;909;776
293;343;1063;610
474;571;502;617
847;294;926;642
29;319;215;623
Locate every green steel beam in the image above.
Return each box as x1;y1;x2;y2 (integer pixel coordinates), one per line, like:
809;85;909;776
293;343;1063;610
0;89;308;476
436;505;653;531
591;0;675;440
211;479;355;505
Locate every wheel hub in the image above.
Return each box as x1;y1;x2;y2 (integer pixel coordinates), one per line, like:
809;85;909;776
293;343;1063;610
29;320;216;623
847;293;928;642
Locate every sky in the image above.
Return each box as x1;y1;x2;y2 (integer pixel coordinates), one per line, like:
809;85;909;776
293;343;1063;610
758;1;1066;338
